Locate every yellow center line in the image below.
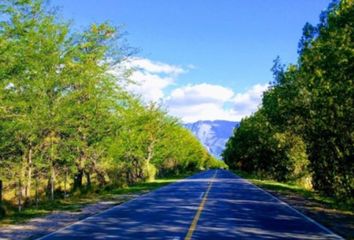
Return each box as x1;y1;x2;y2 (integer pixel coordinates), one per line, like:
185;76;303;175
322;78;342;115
184;170;217;240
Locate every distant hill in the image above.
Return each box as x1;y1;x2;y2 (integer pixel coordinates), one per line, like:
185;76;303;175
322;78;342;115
184;120;239;159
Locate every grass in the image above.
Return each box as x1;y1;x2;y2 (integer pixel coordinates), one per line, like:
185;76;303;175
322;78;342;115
234;170;354;213
0;172;193;226
234;170;354;239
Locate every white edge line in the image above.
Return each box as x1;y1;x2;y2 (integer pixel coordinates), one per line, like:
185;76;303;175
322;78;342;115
36;170;211;240
231;172;344;240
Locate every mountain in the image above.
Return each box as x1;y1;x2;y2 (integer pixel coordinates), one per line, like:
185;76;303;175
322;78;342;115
184;120;239;159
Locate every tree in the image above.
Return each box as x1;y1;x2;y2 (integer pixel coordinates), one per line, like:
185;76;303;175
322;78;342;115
0;0;222;214
223;0;353;199
296;0;354;198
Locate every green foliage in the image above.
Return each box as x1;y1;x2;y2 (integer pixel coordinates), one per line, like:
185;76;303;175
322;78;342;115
296;0;354;199
223;112;309;183
0;0;217;213
223;0;353;200
0;175;186;225
234;169;353;213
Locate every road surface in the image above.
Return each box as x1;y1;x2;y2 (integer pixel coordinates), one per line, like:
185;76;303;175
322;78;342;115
38;170;342;240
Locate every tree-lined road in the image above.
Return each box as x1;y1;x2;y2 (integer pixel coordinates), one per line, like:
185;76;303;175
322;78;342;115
38;170;341;240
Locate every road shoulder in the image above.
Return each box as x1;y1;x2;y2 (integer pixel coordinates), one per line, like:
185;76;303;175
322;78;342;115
0;195;138;240
234;170;353;239
0;174;190;240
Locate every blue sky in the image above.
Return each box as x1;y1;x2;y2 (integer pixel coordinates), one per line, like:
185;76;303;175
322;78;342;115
53;0;331;122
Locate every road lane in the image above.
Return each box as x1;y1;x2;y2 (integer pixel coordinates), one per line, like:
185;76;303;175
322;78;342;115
38;171;213;240
38;170;342;240
192;170;341;240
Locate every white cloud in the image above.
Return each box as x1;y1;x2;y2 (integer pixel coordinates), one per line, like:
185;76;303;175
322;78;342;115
127;57;185;75
168;83;234;106
168;103;239;123
165;83;268;123
232;84;269;116
110;57;269;122
127;70;174;102
110;57;185;102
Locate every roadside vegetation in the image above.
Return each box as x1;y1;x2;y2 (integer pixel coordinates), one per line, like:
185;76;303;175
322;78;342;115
234;169;354;239
0;0;226;220
0;172;192;226
234;170;353;213
223;0;353;203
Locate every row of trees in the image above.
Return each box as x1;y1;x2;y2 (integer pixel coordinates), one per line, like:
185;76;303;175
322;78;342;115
223;0;353;200
0;0;224;213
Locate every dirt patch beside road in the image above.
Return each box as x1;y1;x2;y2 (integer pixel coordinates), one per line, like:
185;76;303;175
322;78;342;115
267;190;354;240
0;194;139;240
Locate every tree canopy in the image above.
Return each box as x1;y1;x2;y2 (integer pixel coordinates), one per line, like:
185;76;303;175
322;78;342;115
0;0;225;213
223;0;353;200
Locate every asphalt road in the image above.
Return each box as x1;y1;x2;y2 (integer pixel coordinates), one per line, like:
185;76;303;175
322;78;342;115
38;170;342;240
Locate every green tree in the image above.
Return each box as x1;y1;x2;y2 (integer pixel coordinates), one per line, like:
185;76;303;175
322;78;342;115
296;0;354;198
223;0;353;199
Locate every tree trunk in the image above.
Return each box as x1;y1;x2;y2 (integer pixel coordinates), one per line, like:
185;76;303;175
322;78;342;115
50;173;54;201
85;171;91;188
146;140;155;164
73;169;83;190
18;178;22;212
73;149;86;190
92;159;106;186
25;144;33;199
95;169;106;186
64;169;67;198
0;179;2;202
48;134;56;201
35;177;39;208
47;165;55;201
